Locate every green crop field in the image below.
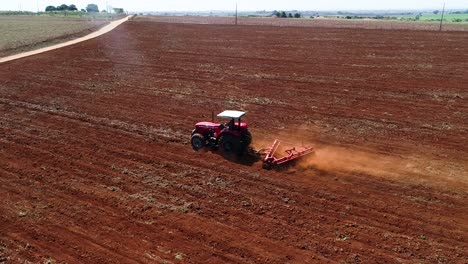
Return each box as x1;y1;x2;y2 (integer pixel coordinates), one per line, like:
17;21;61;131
0;14;121;57
397;13;468;22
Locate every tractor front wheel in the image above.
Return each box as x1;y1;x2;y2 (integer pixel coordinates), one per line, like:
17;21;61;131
191;133;205;151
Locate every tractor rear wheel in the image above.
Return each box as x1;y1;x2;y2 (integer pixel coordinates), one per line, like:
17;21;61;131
242;130;252;147
191;133;205;151
220;134;242;154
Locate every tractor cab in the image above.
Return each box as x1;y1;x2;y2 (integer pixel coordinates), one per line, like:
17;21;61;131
193;111;246;131
217;110;248;131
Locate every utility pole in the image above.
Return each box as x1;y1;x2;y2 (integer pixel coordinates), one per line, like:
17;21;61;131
235;3;238;25
439;2;445;31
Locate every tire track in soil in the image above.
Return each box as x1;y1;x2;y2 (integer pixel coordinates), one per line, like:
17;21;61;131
2;78;466;157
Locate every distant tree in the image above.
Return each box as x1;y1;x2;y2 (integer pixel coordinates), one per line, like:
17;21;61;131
101;10;107;13
80;8;86;12
113;8;124;14
288;13;293;18
294;12;301;18
45;5;56;12
86;4;99;13
275;11;281;18
56;4;69;11
281;11;287;18
433;10;439;15
68;4;78;11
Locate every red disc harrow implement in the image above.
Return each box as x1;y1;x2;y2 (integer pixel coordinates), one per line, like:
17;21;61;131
262;139;314;170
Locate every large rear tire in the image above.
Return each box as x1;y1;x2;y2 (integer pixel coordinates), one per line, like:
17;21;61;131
191;133;205;151
242;130;252;147
220;134;242;154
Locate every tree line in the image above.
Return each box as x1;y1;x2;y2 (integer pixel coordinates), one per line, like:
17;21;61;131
273;11;301;18
45;4;100;13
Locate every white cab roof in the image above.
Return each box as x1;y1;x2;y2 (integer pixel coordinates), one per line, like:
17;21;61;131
217;110;246;119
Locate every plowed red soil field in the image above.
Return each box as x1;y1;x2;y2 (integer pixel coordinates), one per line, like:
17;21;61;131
1;20;467;263
137;15;468;31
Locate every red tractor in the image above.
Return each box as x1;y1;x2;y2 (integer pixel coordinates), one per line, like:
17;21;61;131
191;110;252;154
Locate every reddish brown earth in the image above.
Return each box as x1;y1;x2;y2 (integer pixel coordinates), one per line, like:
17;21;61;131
137;15;468;31
0;20;467;263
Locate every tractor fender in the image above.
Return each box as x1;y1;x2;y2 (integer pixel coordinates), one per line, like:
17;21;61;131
217;129;242;139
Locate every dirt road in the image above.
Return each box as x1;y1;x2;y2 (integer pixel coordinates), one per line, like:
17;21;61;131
0;16;130;64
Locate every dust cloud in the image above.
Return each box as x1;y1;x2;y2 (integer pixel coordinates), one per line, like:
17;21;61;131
251;126;467;190
297;145;397;176
294;144;468;191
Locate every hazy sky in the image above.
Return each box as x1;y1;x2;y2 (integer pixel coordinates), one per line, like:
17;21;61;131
2;0;467;12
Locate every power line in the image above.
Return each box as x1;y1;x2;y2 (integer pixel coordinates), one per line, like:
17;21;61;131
439;2;445;31
235;3;238;26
